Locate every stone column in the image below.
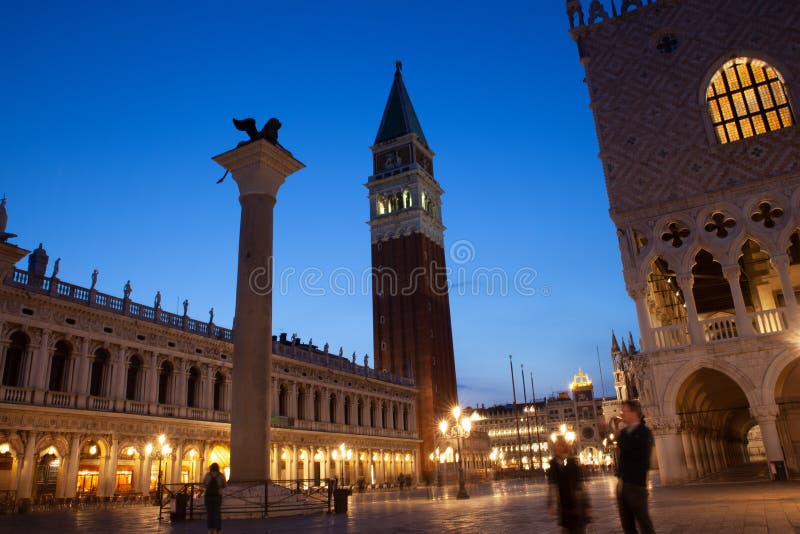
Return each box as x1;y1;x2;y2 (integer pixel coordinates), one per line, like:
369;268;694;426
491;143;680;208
203;365;214;410
722;264;755;338
680;424;697;480
74;338;91;398
214;137;304;481
690;432;706;477
64;434;82;498
771;254;798;323
171;441;183;484
17;431;38;502
677;274;703;345
103;438;119;496
752;405;785;465
30;329;50;401
626;283;653;352
651;416;687;485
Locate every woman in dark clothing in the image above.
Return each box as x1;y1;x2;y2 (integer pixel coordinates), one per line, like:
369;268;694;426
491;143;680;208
548;436;591;534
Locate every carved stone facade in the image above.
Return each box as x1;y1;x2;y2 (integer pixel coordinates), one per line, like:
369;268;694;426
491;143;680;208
571;0;800;484
0;263;420;502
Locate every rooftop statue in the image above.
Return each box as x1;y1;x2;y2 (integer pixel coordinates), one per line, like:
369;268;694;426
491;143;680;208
0;197;18;242
232;117;281;148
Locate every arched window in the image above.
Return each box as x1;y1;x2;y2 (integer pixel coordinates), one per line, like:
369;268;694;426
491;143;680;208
158;361;173;404
3;332;28;387
402;407;409;431
392;405;398;430
313;391;321;422
370;402;377;427
381;403;387;428
344;397;351;425
357;399;364;426
213;372;224;411
329;393;337;423
278;384;288;417
89;349;109;397
402;189;412;209
186;367;200;408
706;57;794;144
125;355;142;401
297;386;306;420
49;341;71;392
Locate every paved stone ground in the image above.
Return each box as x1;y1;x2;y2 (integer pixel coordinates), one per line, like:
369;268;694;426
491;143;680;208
1;476;799;533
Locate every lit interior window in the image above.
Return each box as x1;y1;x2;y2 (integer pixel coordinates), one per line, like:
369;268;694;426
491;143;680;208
706;57;794;144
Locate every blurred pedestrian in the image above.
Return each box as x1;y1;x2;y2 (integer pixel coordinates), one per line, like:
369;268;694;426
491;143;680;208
203;462;226;534
616;400;655;534
548;435;591;533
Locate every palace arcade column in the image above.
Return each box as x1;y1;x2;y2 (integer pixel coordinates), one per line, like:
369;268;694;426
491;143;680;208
650;415;688;485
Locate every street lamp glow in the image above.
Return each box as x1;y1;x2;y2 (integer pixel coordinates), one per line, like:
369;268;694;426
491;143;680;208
451;406;461;420
145;443;153;455
158;434;166;446
461;417;472;432
439;420;449;434
0;443;9;454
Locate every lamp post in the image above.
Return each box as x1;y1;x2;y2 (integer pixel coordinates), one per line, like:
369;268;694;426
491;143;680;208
150;434;171;505
438;406;472;499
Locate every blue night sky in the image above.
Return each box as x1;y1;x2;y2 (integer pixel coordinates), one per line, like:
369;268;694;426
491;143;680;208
0;0;638;406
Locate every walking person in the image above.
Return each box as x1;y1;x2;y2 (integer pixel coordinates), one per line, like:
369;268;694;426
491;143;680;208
203;462;227;534
548;435;591;534
616;400;655;534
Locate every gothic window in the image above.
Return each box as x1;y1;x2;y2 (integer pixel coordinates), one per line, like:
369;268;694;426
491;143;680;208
213;372;224;411
297;386;306;420
313;391;321;422
186;367;201;408
158;361;173;404
125;355;142;401
49;341;71;392
3;332;28;387
707;57;794;144
329;393;337;423
90;349;110;397
278;384;288;416
377;196;387;215
402;189;412;208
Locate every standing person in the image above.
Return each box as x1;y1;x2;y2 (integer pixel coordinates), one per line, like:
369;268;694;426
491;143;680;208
548;435;591;534
616;400;655;534
203;462;226;534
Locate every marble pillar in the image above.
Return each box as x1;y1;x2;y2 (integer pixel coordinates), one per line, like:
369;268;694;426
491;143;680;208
214;136;304;481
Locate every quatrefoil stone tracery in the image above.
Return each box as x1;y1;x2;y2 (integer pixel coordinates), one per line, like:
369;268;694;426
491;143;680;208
751;202;784;229
704;212;736;238
661;222;691;248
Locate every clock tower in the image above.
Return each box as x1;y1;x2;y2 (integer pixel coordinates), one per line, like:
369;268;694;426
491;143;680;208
367;62;459;476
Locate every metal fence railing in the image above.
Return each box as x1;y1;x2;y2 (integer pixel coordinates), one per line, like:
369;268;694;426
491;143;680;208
157;478;334;521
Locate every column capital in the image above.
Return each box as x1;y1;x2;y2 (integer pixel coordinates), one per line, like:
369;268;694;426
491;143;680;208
676;273;694;289
721;263;741;280
751;404;780;422
647;415;681;436
625;282;648;300
213;139;305;199
770;253;791;270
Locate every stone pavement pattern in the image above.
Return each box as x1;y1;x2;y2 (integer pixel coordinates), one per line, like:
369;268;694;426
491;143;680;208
1;478;799;533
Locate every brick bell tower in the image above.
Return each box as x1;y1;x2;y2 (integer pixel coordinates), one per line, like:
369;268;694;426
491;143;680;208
367;62;459;477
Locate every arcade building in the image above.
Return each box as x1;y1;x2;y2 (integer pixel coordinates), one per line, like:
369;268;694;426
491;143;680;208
0;64;460;504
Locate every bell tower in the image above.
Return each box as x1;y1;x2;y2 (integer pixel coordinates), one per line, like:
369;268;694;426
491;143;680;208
367;62;459;476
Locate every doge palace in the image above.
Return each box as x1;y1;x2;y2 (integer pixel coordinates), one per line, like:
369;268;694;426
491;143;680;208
0;240;419;504
569;0;800;484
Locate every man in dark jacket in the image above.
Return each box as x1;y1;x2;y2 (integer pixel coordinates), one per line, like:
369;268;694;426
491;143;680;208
615;400;655;534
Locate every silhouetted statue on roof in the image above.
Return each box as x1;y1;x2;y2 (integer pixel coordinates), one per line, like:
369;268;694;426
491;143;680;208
233;117;281;148
0;197;18;243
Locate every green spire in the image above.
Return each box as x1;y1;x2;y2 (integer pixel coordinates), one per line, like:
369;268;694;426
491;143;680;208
374;61;428;148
